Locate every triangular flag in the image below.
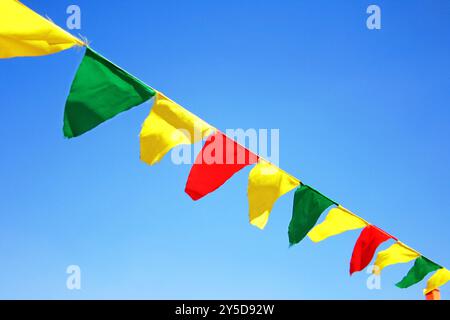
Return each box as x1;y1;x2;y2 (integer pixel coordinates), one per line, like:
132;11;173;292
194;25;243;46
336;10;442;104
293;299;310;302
247;159;300;229
0;0;83;58
63;47;155;138
140;93;215;165
288;185;336;246
308;205;368;242
424;268;450;295
396;257;441;289
373;242;420;273
350;225;395;275
185;132;259;200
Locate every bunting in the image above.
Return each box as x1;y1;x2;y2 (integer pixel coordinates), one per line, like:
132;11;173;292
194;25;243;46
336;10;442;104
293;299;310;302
63;47;155;138
185;132;259;200
350;225;395;275
396;257;441;289
0;0;83;58
308;206;368;242
140;93;215;165
247;160;300;229
373;242;420;273
424;268;450;295
2;1;449;298
288;185;336;246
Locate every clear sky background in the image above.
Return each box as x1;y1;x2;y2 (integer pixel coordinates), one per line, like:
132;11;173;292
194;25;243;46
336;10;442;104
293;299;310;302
0;0;449;299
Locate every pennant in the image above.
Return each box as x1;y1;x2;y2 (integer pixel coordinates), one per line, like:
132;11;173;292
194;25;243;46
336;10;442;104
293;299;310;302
0;0;83;58
373;242;420;273
308;205;368;242
185;132;259;200
396;257;441;289
247;160;300;229
350;225;395;275
63;47;155;138
140;93;215;165
424;268;450;295
288;185;336;246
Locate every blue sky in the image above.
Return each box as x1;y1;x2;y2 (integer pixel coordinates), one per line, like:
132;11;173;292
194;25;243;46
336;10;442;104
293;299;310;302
0;0;449;299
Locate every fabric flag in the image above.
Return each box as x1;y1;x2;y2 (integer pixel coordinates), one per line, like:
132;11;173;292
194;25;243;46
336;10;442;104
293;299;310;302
424;268;450;295
350;225;395;275
185;132;259;200
140;93;215;165
63;47;155;138
247;160;300;229
288;185;336;246
0;0;83;58
308;205;368;242
373;242;420;273
396;257;441;289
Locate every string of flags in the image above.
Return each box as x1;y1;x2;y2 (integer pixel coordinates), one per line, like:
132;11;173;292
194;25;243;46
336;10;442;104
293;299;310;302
1;0;448;297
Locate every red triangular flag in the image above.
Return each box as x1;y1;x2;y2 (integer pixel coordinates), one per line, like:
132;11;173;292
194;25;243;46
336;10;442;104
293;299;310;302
185;132;259;200
350;225;396;275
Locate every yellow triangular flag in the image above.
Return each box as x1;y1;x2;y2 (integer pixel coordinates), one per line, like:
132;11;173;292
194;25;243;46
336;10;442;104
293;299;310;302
140;92;215;165
0;0;83;58
424;268;450;295
247;160;300;229
374;242;420;272
308;205;368;242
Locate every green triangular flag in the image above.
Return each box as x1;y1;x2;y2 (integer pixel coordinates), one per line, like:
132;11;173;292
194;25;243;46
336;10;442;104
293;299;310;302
288;185;336;246
396;256;441;289
63;46;155;138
